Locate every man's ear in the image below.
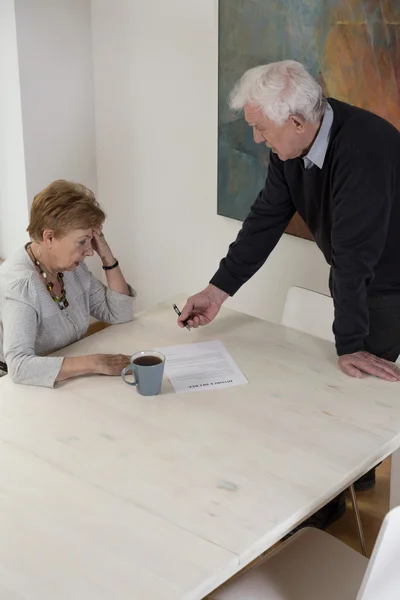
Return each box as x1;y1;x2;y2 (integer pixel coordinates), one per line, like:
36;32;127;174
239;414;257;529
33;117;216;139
289;114;306;133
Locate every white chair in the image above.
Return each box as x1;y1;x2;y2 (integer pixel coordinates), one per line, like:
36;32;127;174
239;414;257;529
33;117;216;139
281;286;335;343
213;506;400;600
282;286;400;512
390;450;400;509
392;353;400;508
281;286;366;554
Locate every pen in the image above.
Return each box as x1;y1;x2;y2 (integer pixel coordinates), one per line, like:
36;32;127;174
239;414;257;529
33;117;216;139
173;303;191;331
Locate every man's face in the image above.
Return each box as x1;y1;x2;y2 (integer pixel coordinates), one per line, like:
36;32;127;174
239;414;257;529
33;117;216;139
244;103;309;161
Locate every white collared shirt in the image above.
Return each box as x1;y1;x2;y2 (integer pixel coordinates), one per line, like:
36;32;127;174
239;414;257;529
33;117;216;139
302;103;333;170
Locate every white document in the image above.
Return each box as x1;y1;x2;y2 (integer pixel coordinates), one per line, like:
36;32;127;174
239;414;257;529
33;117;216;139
155;340;248;394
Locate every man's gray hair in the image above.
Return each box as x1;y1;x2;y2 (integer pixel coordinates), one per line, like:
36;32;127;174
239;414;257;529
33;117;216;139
229;60;326;125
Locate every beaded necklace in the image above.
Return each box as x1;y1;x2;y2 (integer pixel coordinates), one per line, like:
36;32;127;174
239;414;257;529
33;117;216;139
27;243;69;310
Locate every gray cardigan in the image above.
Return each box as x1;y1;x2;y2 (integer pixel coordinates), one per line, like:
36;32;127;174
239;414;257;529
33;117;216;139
0;247;135;387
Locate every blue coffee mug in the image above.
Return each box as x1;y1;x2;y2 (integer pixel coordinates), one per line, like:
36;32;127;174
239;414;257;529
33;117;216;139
121;351;165;396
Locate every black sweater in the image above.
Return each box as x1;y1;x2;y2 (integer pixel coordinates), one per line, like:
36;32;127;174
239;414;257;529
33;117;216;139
211;99;400;356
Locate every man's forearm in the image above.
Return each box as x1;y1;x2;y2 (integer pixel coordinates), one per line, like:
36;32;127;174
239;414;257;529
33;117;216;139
205;283;229;304
211;154;295;295
331;270;369;356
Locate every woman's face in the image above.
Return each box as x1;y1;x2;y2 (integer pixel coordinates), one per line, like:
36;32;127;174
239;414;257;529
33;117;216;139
50;229;95;271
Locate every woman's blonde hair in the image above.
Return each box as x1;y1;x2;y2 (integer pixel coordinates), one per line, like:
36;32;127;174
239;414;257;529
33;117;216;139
27;180;106;241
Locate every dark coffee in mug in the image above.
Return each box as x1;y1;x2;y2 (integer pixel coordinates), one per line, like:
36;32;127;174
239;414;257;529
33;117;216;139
121;351;165;396
133;355;163;367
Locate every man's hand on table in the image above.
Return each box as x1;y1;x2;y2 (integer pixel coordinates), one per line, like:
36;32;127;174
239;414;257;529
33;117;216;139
178;284;229;329
338;351;400;382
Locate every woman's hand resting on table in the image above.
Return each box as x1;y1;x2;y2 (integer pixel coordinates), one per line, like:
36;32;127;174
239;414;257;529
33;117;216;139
56;354;131;382
92;354;131;375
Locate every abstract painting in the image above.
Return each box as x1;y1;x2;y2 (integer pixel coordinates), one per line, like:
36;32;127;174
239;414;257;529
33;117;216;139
218;0;400;240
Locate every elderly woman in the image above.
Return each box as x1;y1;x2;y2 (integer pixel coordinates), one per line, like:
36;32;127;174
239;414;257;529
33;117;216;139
0;180;134;387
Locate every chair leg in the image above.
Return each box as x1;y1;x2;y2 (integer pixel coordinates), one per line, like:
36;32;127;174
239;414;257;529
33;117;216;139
349;484;368;557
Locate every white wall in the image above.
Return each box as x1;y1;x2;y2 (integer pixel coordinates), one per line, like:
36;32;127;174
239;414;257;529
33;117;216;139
0;0;29;260
5;0;100;276
91;0;330;323
14;0;97;205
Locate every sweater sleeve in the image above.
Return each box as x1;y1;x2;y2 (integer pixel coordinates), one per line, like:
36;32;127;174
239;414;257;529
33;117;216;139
2;280;64;387
88;270;135;324
331;149;394;356
210;152;296;295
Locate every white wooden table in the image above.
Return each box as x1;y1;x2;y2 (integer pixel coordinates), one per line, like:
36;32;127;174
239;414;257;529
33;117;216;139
1;297;400;600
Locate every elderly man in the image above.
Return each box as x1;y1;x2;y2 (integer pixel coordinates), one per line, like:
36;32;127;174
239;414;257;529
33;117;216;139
178;60;400;527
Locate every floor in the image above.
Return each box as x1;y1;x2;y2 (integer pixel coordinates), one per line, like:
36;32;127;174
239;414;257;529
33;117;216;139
328;458;390;555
